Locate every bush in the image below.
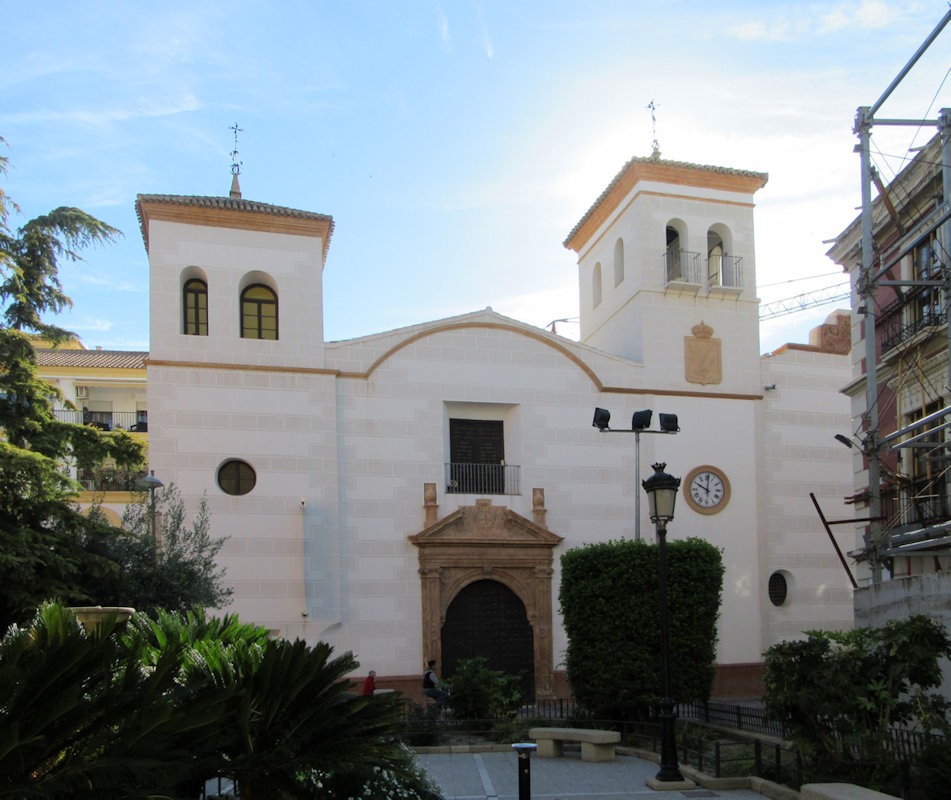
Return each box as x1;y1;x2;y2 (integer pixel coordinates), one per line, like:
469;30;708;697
763;615;951;784
916;735;951;800
444;656;523;720
560;537;723;719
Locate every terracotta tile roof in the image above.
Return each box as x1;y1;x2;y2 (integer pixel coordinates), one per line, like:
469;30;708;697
135;193;335;256
136;193;333;222
563;154;768;251
34;348;148;369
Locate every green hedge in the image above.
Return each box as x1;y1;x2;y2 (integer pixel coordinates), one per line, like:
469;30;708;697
559;537;723;719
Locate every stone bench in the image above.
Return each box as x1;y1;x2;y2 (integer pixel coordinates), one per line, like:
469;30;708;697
801;784;900;800
528;727;620;762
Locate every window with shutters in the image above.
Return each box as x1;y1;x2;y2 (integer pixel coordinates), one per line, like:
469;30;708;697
447;418;515;494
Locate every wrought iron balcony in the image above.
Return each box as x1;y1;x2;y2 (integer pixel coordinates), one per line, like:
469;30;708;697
877;285;946;354
709;255;743;289
880;480;951;535
665;248;703;284
53;409;148;432
445;463;520;495
76;467;148;492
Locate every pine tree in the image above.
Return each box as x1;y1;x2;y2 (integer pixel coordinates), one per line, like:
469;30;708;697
0;137;145;628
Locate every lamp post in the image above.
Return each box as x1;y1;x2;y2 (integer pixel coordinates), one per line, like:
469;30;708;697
642;462;685;785
139;470;164;547
593;408;679;540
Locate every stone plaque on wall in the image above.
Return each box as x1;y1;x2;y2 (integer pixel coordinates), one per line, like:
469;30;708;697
684;321;722;385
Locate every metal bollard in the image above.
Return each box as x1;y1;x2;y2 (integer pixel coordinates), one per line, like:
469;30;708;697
512;742;537;800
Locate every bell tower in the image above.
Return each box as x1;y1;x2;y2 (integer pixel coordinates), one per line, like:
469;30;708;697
564;154;767;394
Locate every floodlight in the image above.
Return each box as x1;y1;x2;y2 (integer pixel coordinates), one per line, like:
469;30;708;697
631;409;652;430
593;408;611;430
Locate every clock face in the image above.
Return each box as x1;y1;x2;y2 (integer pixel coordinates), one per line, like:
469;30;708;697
684;466;730;515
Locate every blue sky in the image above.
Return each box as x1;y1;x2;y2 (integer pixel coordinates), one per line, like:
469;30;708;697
2;1;949;353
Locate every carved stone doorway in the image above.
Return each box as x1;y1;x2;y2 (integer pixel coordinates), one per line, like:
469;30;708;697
409;495;563;699
441;579;535;700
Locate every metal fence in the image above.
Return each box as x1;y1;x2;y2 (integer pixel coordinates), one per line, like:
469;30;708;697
677;700;786;738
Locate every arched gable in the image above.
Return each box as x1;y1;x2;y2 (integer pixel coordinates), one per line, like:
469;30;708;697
363;320;607;390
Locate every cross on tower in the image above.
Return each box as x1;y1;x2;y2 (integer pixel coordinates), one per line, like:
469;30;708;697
230;122;243;176
646;100;660;158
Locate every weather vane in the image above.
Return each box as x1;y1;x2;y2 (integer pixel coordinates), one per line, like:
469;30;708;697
646;100;660;158
229;122;243;176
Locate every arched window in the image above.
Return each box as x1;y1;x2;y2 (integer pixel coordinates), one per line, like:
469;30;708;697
592;263;602;308
183;279;208;336
217;459;256;496
613;238;624;286
240;284;278;339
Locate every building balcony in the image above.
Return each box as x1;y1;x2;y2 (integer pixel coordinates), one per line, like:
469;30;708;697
709;255;743;289
445;463;520;495
76;466;148;493
877;285;946;355
53;409;148;432
881;481;951;537
665;248;703;285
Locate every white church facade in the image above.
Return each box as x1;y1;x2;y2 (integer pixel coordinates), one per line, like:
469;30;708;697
53;152;856;700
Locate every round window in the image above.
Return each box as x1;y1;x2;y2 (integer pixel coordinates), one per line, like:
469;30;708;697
768;571;789;607
217;460;256;496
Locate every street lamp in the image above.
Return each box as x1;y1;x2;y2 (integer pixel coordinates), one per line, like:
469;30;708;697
138;470;164;546
642;462;686;785
593;408;679;540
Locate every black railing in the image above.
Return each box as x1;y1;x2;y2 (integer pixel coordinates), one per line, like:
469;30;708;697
880;481;951;535
76;467;148;492
445;463;520;495
678;700;785;738
665;248;702;284
708;255;743;288
53;409;147;432
877;284;946;354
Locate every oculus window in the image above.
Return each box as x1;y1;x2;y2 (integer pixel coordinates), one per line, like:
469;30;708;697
768;571;788;607
218;460;256;496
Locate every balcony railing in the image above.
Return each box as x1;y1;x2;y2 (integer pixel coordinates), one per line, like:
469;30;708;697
665;248;702;284
53;409;148;432
878;284;945;354
880;481;951;534
76;467;148;492
708;255;743;289
445;463;520;495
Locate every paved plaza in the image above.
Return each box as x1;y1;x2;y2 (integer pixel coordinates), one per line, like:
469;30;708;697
414;748;782;800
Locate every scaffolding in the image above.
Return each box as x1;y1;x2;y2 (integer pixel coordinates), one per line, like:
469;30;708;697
848;8;951;582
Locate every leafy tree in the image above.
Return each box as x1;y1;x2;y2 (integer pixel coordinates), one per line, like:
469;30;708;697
763;615;951;783
0;139;145;629
560;537;723;720
87;483;232;616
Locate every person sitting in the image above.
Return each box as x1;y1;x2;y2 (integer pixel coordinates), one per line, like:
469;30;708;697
422;660;448;711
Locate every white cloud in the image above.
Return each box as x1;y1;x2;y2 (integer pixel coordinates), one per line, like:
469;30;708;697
436;4;451;50
71;318;114;332
818;1;898;34
730;20;792;41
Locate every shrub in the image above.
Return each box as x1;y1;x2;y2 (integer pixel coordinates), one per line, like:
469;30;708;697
763;615;951;783
560;537;723;719
444;656;523;720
